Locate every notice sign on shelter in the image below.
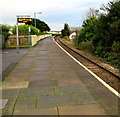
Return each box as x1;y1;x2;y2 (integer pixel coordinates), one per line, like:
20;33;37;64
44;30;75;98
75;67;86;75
17;18;32;23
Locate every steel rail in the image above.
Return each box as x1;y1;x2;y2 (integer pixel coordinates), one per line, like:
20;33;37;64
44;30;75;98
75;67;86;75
56;39;120;80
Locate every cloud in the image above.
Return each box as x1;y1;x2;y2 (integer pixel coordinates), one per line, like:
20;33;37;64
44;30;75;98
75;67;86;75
48;23;64;31
0;0;111;30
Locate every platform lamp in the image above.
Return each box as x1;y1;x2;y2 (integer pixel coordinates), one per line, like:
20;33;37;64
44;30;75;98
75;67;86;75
34;12;42;28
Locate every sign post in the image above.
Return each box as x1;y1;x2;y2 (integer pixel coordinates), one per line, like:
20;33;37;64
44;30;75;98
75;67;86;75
16;19;19;53
16;15;32;53
28;27;31;48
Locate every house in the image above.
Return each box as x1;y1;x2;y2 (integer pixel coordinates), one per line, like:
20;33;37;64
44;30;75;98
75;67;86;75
69;32;76;41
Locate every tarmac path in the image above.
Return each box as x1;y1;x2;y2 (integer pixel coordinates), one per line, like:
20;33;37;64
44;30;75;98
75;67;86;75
2;48;29;80
1;36;119;116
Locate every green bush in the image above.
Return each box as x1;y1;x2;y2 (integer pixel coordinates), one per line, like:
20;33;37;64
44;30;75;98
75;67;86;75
12;24;40;35
112;41;120;53
104;52;120;69
78;40;94;53
38;32;49;35
0;24;10;41
77;1;120;69
61;23;70;37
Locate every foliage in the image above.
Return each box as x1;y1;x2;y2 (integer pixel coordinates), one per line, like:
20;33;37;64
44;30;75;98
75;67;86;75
12;24;40;35
70;26;81;32
77;1;120;69
63;36;70;41
26;19;50;32
61;38;74;46
52;33;61;36
86;8;100;18
61;23;70;37
77;17;98;44
77;40;94;53
0;24;10;41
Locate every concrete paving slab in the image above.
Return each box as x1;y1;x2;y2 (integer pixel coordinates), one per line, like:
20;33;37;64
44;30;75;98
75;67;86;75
20;87;54;97
2;110;13;116
2;37;118;116
58;79;84;86
51;65;70;69
0;99;8;109
28;76;51;81
13;68;31;72
37;94;76;108
49;59;66;62
6;76;28;82
29;80;57;87
72;92;97;105
55;73;78;78
32;67;49;71
80;75;119;115
14;97;36;110
2;89;21;99
53;74;79;80
51;62;68;66
35;64;50;68
97;98;119;115
18;63;33;68
58;104;107;115
34;62;50;65
30;71;52;78
9;72;29;77
2;81;29;89
34;64;50;68
32;71;52;76
36;56;49;59
3;98;17;111
53;69;75;74
36;59;49;62
55;86;88;95
13;108;58;115
51;67;69;71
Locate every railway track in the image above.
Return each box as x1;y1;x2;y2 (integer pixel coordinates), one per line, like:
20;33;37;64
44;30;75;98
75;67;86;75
55;38;120;93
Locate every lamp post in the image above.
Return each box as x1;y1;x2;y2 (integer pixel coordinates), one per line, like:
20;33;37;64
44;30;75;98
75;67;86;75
34;12;42;28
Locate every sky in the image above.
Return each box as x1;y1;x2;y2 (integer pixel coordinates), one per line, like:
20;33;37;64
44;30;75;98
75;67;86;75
0;0;111;31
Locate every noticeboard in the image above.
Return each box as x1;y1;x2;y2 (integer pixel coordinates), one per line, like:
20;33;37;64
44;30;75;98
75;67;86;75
17;18;32;23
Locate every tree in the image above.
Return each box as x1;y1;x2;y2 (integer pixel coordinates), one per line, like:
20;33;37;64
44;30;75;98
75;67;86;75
12;24;40;35
86;8;100;18
93;1;120;51
77;1;120;68
0;24;10;41
61;23;70;37
70;26;81;32
26;19;50;32
77;17;98;44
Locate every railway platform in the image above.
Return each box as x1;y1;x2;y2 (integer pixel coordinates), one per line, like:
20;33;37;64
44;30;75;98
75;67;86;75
1;36;119;116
